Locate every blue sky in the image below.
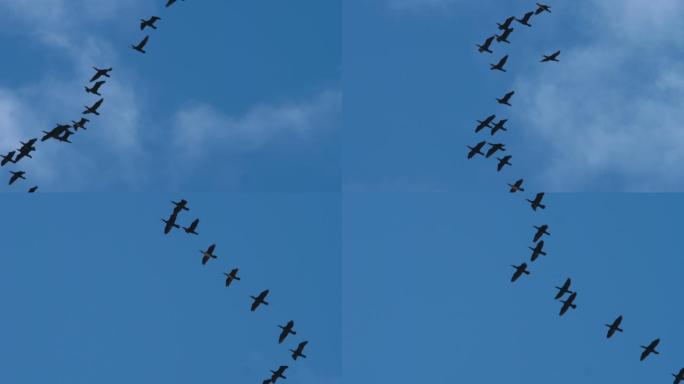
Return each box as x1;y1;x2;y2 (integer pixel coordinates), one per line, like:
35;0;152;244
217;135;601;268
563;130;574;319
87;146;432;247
0;193;340;383
344;0;684;192
0;0;340;192
344;192;684;383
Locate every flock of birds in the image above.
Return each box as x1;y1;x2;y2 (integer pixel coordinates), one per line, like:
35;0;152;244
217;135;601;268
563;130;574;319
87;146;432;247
468;2;683;382
161;199;309;383
130;0;187;54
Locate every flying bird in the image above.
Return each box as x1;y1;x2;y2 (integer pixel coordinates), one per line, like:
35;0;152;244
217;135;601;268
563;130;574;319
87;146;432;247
28;185;38;193
14;139;37;163
89;67;112;82
131;35;150;54
41;124;71;142
278;320;297;344
605;315;624;338
496;91;515;106
554;278;574;300
1;151;15;166
528;240;546;261
497;16;515;30
511;263;530;282
533;224;550;242
526;192;546;211
516;11;534;27
140;16;161;30
224;268;240;287
71;118;89;131
490;55;509;72
9;171;26;185
85;80;105;96
57;128;74;143
166;0;185;7
477;36;495;54
250;289;270;311
475;114;496;132
83;98;104;115
496;155;512;171
270;365;288;383
508;179;525;193
200;244;218;265
495;29;514;44
672;368;684;384
490;119;508;135
161;211;180;234
535;2;551;14
172;199;190;212
182;218;199;235
485;143;505;158
466;140;486;159
640;338;660;361
290;341;308;360
541;50;561;62
559;292;577;316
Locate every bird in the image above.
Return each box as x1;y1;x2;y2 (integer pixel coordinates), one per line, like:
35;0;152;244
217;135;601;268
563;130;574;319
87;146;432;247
71;118;89;131
535;2;551;14
533;224;550;242
672;368;684;384
182;218;199;235
200;244;217;265
9;171;26;185
290;341;308;360
477;36;495;54
516;11;534;27
224;268;240;287
89;67;112;82
140;16;161;30
41;124;71;142
640;338;660;361
475;114;496;132
528;240;546;261
497;16;515;30
161;211;181;234
172;199;190;213
1;150;15;166
490;55;509;71
554;278;574;300
496;91;515;106
507;178;525;193
496;155;512;171
131;35;150;54
559;292;577;316
490;119;508;135
605;315;624;338
13;139;37;163
250;289;270;311
466;141;486;159
57;129;74;143
541;50;561;62
511;263;530;282
485;143;505;158
526;192;546;211
278;320;297;344
495;28;514;44
85;80;105;96
83;98;104;115
269;366;288;383
166;0;185;7
28;185;38;193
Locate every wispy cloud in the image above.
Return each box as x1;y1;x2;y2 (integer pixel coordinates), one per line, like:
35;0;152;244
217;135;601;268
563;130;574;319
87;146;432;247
512;0;684;191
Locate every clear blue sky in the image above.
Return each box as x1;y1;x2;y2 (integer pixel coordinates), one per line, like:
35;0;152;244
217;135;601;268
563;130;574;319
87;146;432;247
344;192;684;383
0;0;340;192
0;193;340;383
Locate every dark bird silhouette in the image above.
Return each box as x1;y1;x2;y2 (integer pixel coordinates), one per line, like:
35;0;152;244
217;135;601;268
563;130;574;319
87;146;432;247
490;55;509;71
526;192;546;211
57;128;74;143
672;368;684;384
41;124;71;142
605;315;623;338
14;138;37;163
270;365;288;383
278;320;297;344
466;140;486;159
200;243;217;265
554;278;574;300
496;155;512;171
496;91;515;106
535;2;551;14
83;98;104;115
172;199;190;212
516;11;534;27
182;218;199;235
497;16;515;30
485;143;505;158
85;80;105;96
1;151;15;166
290;341;308;360
250;289;270;311
161;211;180;234
89;67;112;82
475;114;496;132
131;35;150;54
640;338;660;361
477;36;495;54
495;29;514;44
490;118;508;135
508;178;525;193
71;118;89;131
140;16;161;30
528;240;546;261
559;291;577;316
9;171;26;185
166;0;185;7
541;50;561;62
511;263;530;282
224;268;240;287
28;185;38;193
533;224;550;242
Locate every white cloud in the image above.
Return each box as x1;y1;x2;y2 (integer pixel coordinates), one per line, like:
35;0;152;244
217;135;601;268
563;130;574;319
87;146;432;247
513;0;684;191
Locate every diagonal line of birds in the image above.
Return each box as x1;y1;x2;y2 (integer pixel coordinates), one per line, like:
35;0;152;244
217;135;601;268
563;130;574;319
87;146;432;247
162;199;308;384
0;0;188;193
467;2;682;381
